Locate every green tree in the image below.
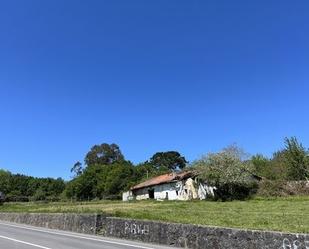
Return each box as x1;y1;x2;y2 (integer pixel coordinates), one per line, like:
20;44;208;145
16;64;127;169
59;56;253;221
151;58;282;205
149;151;187;172
251;154;270;178
267;150;290;180
284;137;309;180
66;143;134;200
32;188;46;201
0;170;12;195
133;162;158;182
192;145;257;200
71;161;83;177
0;170;66;201
65;161;135;200
97;162;135;197
85;143;125;166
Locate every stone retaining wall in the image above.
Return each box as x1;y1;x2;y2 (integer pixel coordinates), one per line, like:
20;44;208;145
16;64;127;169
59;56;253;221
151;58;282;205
102;217;309;249
0;213;308;249
0;213;100;234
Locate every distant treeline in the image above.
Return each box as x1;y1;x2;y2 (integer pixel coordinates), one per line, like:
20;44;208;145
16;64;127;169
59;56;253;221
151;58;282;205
0;137;308;202
0;171;65;201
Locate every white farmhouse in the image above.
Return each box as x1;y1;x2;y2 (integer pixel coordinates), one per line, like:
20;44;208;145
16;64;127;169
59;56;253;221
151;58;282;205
122;171;215;201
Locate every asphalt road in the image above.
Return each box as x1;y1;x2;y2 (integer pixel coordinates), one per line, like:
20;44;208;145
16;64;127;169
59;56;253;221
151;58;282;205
0;222;176;249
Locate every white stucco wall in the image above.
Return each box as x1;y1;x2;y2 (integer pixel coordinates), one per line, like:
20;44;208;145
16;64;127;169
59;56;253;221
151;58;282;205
134;188;149;200
132;182;180;200
153;182;179;200
124;178;215;201
198;184;216;200
122;191;134;201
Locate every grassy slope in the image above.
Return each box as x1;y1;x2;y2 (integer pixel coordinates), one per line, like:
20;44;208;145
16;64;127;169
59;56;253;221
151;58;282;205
0;196;308;234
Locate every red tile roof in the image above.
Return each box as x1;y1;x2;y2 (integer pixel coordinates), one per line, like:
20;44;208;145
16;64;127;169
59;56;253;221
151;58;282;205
131;171;196;190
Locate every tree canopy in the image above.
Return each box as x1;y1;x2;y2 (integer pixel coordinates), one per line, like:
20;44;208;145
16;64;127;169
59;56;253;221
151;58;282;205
71;161;83;178
192;145;257;200
284;137;309;180
251;137;309;181
85;143;125;166
149;151;187;172
0;170;65;201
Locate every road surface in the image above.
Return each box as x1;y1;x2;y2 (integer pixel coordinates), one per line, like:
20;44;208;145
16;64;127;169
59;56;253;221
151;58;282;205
0;221;176;249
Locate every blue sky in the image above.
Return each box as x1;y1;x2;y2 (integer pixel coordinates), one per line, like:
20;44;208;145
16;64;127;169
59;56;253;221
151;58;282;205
0;1;308;179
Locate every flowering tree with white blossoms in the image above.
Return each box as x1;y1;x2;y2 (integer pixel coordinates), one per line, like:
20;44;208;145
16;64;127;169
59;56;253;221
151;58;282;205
192;145;257;200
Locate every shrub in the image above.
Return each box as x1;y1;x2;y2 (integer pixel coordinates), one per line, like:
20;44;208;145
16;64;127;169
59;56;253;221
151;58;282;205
0;192;5;205
214;182;258;201
257;180;286;197
257;180;309;197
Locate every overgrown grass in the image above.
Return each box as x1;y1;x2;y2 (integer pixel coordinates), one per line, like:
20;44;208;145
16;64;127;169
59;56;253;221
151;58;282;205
0;196;308;234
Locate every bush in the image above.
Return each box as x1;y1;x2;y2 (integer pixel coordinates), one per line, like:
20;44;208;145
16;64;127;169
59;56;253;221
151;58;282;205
257;180;309;197
256;180;286;197
0;192;5;205
214;182;258;201
5;195;30;202
101;194;121;200
45;196;61;202
31;188;47;201
285;181;309;195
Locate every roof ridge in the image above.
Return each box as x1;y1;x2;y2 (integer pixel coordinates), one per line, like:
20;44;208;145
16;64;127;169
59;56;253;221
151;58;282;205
131;171;194;190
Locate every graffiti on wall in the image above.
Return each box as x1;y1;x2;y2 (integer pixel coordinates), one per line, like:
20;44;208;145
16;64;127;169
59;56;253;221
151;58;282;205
124;222;150;235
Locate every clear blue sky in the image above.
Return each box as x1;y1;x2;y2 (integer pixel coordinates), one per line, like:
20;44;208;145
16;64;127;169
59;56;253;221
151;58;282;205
0;1;308;179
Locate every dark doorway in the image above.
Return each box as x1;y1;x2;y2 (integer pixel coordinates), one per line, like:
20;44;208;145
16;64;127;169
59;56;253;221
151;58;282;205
148;189;155;199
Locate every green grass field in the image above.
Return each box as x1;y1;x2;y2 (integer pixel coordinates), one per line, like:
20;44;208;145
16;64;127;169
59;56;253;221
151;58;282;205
0;196;308;234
